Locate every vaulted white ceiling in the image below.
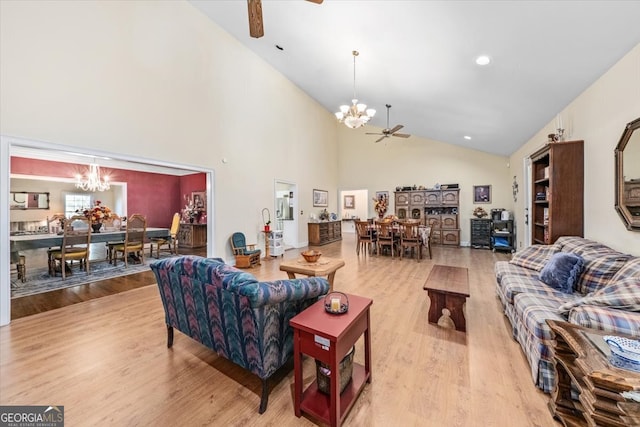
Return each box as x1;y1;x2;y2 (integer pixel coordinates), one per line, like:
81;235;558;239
191;0;640;156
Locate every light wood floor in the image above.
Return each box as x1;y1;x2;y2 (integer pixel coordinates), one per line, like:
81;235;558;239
1;236;557;426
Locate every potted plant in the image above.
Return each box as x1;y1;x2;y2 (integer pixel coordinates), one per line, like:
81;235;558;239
262;208;271;232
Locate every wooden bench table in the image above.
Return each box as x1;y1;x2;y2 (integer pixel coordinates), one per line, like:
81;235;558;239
423;265;470;332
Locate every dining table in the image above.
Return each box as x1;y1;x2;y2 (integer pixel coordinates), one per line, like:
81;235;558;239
9;227;170;262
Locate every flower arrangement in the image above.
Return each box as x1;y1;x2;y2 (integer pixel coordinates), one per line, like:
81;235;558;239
373;194;388;217
78;200;113;224
473;207;488;218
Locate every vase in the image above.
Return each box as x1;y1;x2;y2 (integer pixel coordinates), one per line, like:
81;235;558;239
189;218;194;224
378;211;385;220
91;223;102;233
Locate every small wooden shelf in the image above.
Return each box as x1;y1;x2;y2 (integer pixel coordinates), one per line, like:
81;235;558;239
299;364;369;423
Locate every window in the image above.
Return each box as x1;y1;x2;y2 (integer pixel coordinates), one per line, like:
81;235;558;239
64;193;92;217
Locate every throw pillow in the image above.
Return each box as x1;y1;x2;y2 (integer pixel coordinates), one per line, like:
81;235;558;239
539;252;585;293
558;277;640;314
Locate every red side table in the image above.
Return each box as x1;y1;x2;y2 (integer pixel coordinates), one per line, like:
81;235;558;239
290;293;373;427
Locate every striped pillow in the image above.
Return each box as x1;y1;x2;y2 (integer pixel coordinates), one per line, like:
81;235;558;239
558;277;640;315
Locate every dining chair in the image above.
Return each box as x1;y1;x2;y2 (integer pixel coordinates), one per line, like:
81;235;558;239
112;214;147;267
105;214;124;263
399;221;423;261
150;212;180;258
377;221;399;258
421;226;433;259
47;215;91;280
355;220;377;256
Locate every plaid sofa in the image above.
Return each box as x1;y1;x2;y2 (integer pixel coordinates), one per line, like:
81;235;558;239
150;255;329;413
495;236;640;393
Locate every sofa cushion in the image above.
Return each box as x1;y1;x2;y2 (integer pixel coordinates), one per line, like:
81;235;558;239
576;253;631;295
539;252;584;293
509;245;559;272
499;274;572;305
495;261;537;283
558;277;640;314
611;257;640;281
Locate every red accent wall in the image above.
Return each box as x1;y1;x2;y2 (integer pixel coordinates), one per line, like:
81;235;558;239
11;157;205;228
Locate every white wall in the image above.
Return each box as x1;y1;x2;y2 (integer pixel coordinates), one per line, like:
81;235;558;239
509;43;640;255
337;126;512;246
0;0;339;258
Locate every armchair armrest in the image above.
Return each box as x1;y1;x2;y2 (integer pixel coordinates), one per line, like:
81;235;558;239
568;305;640;338
246;243;257;250
238;277;330;308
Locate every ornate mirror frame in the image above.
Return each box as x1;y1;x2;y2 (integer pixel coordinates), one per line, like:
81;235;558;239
614;117;640;231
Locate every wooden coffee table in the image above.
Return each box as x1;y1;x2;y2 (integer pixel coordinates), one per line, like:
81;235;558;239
279;257;345;291
423;265;470;332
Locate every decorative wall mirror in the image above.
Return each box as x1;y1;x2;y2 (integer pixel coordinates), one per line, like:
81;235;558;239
614;117;640;231
10;191;50;210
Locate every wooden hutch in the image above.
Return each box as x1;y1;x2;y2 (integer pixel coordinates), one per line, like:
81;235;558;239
395;187;460;245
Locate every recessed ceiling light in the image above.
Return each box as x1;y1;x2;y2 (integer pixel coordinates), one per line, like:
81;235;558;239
475;55;491;66
464;135;472;140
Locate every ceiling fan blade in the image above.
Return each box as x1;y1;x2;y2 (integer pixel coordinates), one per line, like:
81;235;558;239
366;132;383;135
392;133;411;138
375;136;386;143
248;0;264;38
306;0;324;3
388;124;404;134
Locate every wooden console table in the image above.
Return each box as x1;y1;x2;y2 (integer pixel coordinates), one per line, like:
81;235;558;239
290;293;372;427
546;320;640;426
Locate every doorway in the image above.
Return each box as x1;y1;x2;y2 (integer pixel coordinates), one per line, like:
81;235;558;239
1;135;215;326
274;180;298;249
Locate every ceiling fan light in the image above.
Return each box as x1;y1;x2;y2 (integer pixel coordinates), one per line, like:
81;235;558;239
356;103;366;113
335;112;344;120
340;105;349;114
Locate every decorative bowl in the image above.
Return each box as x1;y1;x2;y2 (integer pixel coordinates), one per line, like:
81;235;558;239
604;335;640;372
301;250;322;263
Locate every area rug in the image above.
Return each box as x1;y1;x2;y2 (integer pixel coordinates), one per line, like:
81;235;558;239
11;254;178;299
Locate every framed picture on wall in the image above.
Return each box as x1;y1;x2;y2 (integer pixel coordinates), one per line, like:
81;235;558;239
344;195;355;209
473;185;491;204
375;191;389;202
313;189;328;207
192;191;206;210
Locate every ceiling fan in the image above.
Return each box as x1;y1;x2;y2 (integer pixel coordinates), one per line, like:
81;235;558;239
248;0;323;38
366;104;411;143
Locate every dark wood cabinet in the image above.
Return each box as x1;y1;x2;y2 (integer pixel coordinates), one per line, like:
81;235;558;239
470;218;491;249
308;221;342;246
530;140;583;245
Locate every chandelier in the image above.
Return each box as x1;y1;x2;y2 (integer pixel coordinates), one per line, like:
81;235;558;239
75;163;110;192
335;50;376;129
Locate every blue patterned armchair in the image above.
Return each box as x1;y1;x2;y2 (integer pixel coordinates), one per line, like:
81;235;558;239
150;255;329;413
